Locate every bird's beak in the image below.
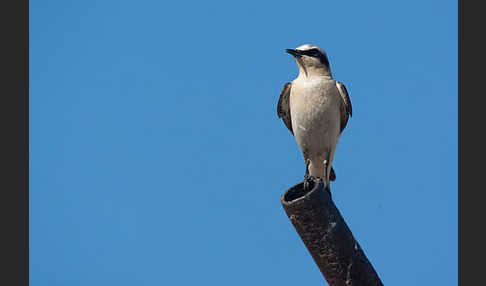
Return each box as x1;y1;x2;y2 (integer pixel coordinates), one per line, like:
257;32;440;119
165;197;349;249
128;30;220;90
286;49;302;57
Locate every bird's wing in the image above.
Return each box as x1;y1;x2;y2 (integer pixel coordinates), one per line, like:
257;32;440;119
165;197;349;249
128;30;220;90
335;81;353;133
277;82;293;135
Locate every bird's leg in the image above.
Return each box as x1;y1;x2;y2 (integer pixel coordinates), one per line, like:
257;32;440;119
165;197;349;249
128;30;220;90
303;158;314;192
323;157;332;200
322;159;329;186
304;158;310;180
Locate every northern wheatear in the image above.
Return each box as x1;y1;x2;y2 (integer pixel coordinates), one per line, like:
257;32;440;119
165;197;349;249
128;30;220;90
277;44;353;192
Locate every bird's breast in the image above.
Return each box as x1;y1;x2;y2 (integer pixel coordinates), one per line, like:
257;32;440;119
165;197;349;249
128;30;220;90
290;79;340;126
289;78;341;151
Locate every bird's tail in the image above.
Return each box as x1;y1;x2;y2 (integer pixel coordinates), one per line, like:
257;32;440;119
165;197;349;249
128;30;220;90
309;161;336;187
330;167;336;181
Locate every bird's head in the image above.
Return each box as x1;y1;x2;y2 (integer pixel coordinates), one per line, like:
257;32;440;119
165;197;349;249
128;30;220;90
286;44;331;77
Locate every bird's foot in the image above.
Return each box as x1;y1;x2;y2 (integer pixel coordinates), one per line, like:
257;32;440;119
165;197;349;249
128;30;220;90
303;174;316;192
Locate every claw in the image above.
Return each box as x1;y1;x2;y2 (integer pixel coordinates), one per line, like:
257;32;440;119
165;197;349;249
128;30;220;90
304;158;313;191
304;174;316;192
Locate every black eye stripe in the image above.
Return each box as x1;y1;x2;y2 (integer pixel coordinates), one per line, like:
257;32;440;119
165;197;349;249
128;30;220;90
301;49;321;57
301;48;330;68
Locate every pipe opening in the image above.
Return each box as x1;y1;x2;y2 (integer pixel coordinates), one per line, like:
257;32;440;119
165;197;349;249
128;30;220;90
282;180;315;203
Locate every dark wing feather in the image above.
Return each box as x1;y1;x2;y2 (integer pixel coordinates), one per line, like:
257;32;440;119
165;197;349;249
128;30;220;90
335;81;353;133
277;82;293;135
329;167;336;181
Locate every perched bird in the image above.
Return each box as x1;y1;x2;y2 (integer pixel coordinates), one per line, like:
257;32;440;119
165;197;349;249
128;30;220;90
277;44;352;192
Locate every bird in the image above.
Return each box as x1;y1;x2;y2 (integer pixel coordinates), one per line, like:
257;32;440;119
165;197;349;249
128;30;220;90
277;44;352;193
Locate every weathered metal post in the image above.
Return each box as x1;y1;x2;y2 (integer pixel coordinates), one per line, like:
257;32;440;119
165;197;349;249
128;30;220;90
281;179;384;286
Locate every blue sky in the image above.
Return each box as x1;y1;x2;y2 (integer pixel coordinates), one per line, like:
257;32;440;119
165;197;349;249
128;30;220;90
30;0;457;285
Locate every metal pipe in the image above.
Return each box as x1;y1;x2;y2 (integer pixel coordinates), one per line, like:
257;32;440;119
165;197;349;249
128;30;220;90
281;180;384;286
